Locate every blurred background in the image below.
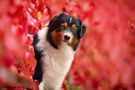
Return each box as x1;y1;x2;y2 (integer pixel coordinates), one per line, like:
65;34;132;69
0;0;135;90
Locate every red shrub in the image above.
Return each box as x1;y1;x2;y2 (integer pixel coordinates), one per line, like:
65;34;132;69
0;0;135;90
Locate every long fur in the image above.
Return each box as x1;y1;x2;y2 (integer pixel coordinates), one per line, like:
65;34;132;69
35;27;75;90
33;13;86;90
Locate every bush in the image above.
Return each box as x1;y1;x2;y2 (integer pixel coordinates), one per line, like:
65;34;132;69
0;0;135;90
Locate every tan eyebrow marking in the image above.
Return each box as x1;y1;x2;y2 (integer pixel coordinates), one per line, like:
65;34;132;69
61;22;68;27
71;24;77;31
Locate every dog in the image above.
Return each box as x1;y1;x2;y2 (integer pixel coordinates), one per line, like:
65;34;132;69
33;13;86;90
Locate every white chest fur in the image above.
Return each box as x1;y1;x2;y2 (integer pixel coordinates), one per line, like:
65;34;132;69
36;27;75;90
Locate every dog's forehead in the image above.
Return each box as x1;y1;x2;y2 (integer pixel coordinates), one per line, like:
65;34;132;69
58;14;80;26
60;17;80;27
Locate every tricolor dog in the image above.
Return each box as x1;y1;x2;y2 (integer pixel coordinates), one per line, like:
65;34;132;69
33;13;86;90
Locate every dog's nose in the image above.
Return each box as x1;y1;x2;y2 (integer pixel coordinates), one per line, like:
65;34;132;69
64;35;70;41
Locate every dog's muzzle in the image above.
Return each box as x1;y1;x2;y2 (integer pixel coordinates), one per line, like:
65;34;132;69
64;34;70;41
63;32;72;42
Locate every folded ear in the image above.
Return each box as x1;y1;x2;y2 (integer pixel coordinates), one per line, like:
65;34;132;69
80;24;86;38
48;15;59;31
48;13;68;31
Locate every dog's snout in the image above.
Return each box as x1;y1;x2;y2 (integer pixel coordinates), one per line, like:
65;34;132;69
64;35;70;41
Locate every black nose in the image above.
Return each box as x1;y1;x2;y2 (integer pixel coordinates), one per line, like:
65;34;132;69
64;35;70;41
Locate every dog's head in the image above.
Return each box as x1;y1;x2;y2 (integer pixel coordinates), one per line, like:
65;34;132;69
47;13;86;50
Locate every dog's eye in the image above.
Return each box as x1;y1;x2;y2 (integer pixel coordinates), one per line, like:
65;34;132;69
71;24;77;31
60;25;66;30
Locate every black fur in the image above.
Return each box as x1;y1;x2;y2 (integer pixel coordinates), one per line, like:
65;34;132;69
48;13;70;31
33;33;43;83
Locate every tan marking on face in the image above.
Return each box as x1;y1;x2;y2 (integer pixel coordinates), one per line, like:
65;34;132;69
61;22;68;27
68;36;79;50
51;31;64;46
71;24;77;31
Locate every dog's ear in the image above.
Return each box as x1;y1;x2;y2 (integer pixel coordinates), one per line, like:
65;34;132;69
80;24;86;38
48;13;68;31
76;19;86;38
48;15;59;31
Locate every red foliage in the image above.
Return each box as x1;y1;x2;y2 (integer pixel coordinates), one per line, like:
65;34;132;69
0;0;135;90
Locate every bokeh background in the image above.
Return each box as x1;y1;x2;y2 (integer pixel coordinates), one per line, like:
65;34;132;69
0;0;135;90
